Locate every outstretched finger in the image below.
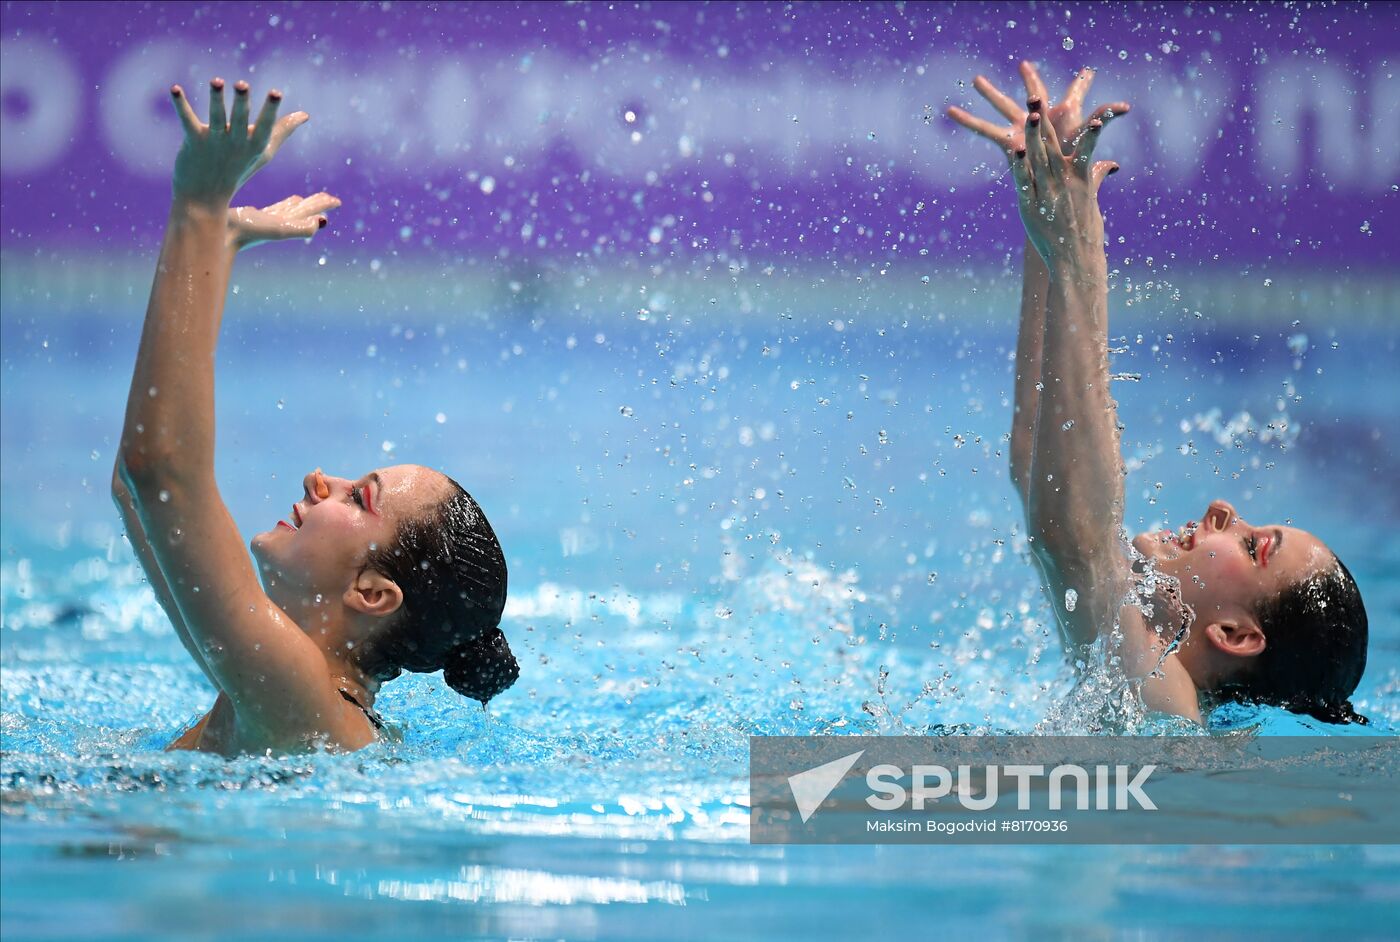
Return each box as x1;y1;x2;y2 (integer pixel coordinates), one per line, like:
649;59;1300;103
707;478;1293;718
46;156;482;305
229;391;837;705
237;211;328;249
1019;60;1050;106
973;75;1024;123
1091;160;1121;191
1025;111;1049;179
1010;146;1035;204
289;192;341;218
250;89;284;149
264;111;309;157
1065;67;1096;108
1089;101;1132;126
1038;110;1065;176
170;85;202;136
947;106;1017;150
1072;119;1105;173
229;81;251;137
260;195;303;214
208;78;228;132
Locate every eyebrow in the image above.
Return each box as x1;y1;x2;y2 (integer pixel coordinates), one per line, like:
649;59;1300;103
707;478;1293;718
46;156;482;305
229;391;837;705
1274;527;1284;556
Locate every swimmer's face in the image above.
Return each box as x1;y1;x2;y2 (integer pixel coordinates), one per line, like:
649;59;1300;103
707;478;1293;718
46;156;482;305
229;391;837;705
1132;498;1333;628
250;464;452;602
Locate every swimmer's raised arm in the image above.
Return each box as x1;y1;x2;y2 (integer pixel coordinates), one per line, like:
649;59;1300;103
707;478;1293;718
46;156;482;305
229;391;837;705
1015;109;1199;721
948;63;1129;510
1011;100;1125;646
114;79;351;743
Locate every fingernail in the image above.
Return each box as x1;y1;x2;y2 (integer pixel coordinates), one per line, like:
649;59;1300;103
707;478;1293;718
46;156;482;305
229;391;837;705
1027;98;1042;113
1016;149;1027;159
211;77;224;90
1029;113;1041;125
318;217;328;229
269;89;283;100
170;86;182;97
1108;165;1120;174
235;82;248;95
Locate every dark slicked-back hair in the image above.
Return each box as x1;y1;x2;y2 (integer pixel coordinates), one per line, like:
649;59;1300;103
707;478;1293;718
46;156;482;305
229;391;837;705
359;475;518;705
1224;554;1368;725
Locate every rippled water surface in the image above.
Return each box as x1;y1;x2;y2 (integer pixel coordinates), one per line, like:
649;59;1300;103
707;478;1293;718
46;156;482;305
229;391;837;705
4;307;1398;939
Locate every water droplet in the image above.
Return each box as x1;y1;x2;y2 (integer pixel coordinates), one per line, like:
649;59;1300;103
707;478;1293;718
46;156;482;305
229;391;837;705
276;399;285;410
435;412;447;424
1062;420;1075;430
1062;37;1075;51
480;176;496;195
158;489;170;503
866;131;877;142
1064;588;1078;612
619;405;634;417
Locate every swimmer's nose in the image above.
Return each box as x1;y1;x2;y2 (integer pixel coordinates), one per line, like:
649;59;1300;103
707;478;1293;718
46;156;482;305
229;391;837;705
1204;499;1237;532
303;468;332;502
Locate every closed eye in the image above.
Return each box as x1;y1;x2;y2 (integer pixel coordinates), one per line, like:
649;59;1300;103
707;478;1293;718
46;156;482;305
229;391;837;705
1244;534;1258;561
351;485;366;509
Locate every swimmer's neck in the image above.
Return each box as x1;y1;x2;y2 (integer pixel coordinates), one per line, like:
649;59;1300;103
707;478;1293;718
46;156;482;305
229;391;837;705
1125;595;1207;724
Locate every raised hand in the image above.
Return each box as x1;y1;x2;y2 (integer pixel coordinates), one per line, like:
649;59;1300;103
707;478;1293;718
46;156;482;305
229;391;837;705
228;192;341;251
947;62;1129;263
1011;101;1121;262
947;61;1129;162
169;78;311;208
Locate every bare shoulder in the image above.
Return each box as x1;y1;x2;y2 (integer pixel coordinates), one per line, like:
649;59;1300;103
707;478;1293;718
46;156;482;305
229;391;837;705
166;685;378;756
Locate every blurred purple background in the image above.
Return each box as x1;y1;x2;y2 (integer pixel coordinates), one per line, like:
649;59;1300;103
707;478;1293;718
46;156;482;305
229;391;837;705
2;0;1396;270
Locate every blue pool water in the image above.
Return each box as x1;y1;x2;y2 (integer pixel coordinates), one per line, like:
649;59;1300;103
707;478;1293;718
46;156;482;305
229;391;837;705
3;279;1398;938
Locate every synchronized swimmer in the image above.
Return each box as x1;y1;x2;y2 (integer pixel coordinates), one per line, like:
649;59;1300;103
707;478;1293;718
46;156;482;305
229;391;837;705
949;61;1367;725
114;78;518;755
114;63;1367;756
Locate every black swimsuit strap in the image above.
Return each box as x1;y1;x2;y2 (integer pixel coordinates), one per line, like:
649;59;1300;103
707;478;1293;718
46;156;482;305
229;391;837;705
338;687;385;731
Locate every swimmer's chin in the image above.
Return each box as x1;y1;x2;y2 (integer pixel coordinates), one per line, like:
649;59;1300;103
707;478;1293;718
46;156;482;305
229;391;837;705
249;527;288;560
1131;531;1181;565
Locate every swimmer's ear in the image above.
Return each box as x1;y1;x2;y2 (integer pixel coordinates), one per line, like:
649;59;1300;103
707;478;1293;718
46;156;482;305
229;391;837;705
344;570;403;619
1203;618;1266;658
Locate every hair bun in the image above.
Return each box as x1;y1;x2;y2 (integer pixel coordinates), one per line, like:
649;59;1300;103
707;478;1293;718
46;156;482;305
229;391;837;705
443;626;519;705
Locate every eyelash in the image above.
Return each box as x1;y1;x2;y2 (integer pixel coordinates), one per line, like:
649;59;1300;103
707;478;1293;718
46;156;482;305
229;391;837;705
351;486;365;509
1244;534;1258;560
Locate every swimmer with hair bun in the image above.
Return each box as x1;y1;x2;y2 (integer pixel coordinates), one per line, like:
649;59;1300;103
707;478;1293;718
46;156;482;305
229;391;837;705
112;79;517;755
948;61;1368;726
